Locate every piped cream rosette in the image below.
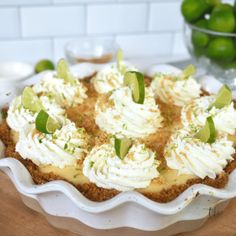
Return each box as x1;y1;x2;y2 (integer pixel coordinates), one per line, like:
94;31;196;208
151;66;201;107
16;121;89;168
95;86;163;138
83;140;160;191
91;63;137;94
7;95;66;133
181;96;236;135
165;128;235;179
33;72;87;108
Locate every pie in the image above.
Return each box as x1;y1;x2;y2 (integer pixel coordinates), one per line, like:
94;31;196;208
0;56;235;203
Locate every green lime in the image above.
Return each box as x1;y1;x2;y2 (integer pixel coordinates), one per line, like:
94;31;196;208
206;37;235;62
180;64;196;80
181;0;209;22
116;48;126;74
114;137;132;159
194;116;216;144
192;19;210;48
22;87;44;113
35;59;55;74
36;110;61;134
209;84;232;109
212;3;233;13
124;71;145;104
208;6;235;33
206;0;221;7
56;58;75;84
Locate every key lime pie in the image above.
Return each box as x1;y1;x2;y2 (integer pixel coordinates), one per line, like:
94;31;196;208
0;53;236;203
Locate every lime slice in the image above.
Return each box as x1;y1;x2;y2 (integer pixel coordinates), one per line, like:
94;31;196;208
56;58;75;84
114;137;132;159
36;110;61;134
116;48;126;74
194;116;216;144
179;64;196;80
209;84;232;109
124;71;145;104
35;59;55;74
22;87;44;113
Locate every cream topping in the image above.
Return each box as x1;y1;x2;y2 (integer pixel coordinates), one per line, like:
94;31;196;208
151;73;201;107
181;96;236;135
95;87;163;138
91;63;136;94
16;122;88;168
7;95;66;132
165;129;235;179
83;141;160;191
33;72;87;107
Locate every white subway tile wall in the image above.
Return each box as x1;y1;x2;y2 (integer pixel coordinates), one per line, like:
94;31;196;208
0;0;190;63
21;6;85;37
87;4;147;34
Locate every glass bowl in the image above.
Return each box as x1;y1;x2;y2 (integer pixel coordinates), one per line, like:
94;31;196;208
184;22;236;89
65;38;118;65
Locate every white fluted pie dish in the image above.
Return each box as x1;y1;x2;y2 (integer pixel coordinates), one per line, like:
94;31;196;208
0;63;236;236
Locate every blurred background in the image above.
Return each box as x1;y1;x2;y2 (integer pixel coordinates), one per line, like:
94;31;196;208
1;0;236;86
0;0;191;64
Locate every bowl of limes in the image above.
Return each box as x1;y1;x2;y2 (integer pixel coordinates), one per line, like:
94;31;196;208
182;0;236;89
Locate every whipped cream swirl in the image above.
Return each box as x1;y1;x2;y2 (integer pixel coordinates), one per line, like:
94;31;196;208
16;122;88;168
91;63;137;94
95;87;163;138
33;72;87;107
181;96;236;135
83;141;159;191
165;129;235;179
151;73;201;106
7;95;66;132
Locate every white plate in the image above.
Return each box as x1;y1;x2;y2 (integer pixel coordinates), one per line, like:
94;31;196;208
0;61;33;81
0;63;235;236
0;61;34;95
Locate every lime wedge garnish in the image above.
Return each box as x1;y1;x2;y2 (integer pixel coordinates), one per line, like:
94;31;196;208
209;84;232;110
194;116;216;144
179;64;196;80
22;87;44;113
36;110;61;134
114;137;132;159
124;71;145;104
35;59;55;74
56;58;75;84
116;48;126;74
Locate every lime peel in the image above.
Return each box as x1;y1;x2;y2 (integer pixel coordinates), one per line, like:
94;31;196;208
114;137;132;159
194;116;216;144
179;64;196;80
22;87;44;113
36;110;61;134
56;59;76;84
116;49;126;75
209;84;232;110
124;71;145;104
